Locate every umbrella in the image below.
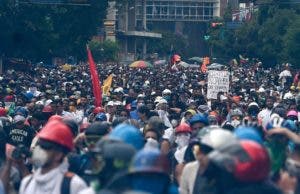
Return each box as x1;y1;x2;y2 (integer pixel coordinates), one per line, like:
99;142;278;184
207;63;225;70
178;61;190;68
154;60;167;65
189;57;203;63
129;61;153;68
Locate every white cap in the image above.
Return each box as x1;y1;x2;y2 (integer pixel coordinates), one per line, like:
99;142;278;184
162;89;172;95
45;99;53;106
201;129;236;149
258;87;265;93
284;92;294;100
114;101;123;106
158;99;168;104
154;96;163;103
220;95;228;101
107;101;114;106
137;94;145;98
248;102;259;108
114;87;124;93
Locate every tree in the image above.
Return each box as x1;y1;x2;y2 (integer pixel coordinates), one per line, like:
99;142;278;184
88;39;119;62
206;0;300;67
0;0;108;61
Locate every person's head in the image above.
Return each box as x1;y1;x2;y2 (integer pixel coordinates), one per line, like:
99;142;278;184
266;97;274;110
106;101;116;114
194;128;236;168
13;115;26;128
204;140;270;192
184;109;196;120
230;108;244;128
175;123;192;148
85;122;111;149
32;120;74;171
137;105;150;121
50;99;64;114
90;139;136;186
144;116;166;141
189;114;209;136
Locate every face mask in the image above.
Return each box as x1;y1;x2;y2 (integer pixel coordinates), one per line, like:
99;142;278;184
145;138;159;149
231;119;241;128
31;146;48;168
175;134;190;148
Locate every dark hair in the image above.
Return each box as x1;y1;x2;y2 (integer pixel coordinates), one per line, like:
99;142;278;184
137;105;150;118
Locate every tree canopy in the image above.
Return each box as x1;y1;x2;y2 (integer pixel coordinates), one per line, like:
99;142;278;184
0;0;108;61
207;0;300;67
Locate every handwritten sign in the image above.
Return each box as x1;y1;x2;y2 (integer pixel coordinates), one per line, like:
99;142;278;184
207;70;229;99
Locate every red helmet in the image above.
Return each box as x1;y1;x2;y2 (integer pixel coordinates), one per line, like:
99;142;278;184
209;140;270;182
38;120;74;151
0;108;7;117
93;106;105;114
175;123;192;134
235;140;270;182
173;54;181;62
48;115;63;122
42;105;53;113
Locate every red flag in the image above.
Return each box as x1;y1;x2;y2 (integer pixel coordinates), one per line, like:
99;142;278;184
87;46;102;107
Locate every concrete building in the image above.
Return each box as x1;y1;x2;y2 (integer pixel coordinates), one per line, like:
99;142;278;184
104;0;226;61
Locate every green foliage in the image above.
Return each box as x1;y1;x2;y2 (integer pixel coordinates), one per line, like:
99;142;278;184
207;1;300;67
88;39;119;62
147;31;188;57
0;0;108;61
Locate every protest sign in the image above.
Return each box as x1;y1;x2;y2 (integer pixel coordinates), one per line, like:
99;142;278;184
207;70;229;99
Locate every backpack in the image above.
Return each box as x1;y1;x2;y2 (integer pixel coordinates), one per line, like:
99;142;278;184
24;172;75;194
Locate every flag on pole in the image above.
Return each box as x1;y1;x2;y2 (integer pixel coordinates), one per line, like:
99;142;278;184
87;46;102;107
102;74;113;95
201;57;209;73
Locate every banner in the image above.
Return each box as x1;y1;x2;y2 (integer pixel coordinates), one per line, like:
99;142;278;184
102;74;113;95
87;46;102;107
207;70;229;99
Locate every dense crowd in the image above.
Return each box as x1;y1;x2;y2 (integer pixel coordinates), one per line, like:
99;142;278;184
0;59;299;194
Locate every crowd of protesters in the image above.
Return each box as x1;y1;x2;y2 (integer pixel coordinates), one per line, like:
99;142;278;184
0;58;299;194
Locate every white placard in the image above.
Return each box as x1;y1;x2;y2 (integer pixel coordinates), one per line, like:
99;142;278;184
207;70;229;99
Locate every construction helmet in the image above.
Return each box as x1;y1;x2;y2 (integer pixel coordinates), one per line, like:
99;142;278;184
200;129;236;150
175;123;192;134
109;124;144;150
130;147;170;174
93;106;105;114
189;114;209;126
208;140;270;182
0;107;7;117
95;113;107;122
37;120;74;151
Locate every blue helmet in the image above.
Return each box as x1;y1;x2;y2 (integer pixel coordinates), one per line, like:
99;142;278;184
282;119;298;133
130;147;169;174
95;113;107;122
266;114;298;132
189;114;209;126
131;100;137;109
234;126;263;145
109;124;144;150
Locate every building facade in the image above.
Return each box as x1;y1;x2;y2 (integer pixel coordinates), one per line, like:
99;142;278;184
105;0;226;61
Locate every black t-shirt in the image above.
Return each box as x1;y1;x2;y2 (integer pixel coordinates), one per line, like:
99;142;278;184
6;124;35;148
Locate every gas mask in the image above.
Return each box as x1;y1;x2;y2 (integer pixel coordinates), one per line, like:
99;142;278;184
231;119;241;128
31;146;49;168
175;133;190;148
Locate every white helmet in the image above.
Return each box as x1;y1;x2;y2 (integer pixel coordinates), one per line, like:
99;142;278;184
162;89;172;95
200;129;236;149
